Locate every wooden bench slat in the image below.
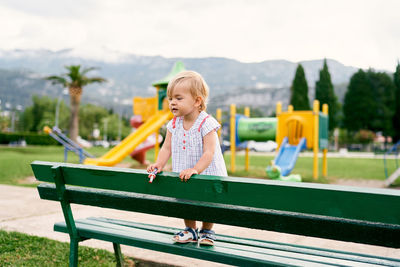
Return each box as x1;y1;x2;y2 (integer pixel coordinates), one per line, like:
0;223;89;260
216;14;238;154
32;161;400;225
37;183;400;248
55;220;316;266
54;218;399;267
91;217;400;266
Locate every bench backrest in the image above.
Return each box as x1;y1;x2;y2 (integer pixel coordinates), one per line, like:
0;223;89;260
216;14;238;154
32;161;400;248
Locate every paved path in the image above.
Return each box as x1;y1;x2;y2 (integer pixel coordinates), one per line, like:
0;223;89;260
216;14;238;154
1;184;399;266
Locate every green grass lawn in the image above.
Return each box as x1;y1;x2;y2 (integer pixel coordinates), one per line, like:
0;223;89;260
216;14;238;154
225;153;399;183
0;230;137;266
0;145;134;187
1;145;399;186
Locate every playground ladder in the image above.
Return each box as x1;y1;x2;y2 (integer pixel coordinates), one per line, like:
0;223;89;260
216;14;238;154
48;126;94;163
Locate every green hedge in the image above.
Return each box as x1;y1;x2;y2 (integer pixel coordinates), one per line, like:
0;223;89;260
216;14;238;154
0;132;59;146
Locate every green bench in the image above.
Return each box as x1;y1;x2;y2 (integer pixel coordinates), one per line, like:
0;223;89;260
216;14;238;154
31;160;400;266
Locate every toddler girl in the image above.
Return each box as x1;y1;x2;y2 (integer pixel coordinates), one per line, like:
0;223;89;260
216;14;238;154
147;70;227;246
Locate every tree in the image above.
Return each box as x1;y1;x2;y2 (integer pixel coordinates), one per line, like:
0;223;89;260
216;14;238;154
393;63;400;142
290;64;310;110
343;69;374;131
315;59;339;130
79;104;109;139
29;95;54;132
102;113;131;141
46;65;106;142
367;70;395;137
21;95;69;132
0;113;10;132
343;69;395;137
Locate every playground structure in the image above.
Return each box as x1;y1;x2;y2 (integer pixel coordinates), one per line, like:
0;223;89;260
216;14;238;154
83;62;185;166
221;100;329;180
47;60;329;178
44;122;161;165
44;126;94;163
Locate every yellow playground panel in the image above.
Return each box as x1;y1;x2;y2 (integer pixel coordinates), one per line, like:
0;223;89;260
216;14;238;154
276;110;315;149
133;96;158;122
276;100;329;179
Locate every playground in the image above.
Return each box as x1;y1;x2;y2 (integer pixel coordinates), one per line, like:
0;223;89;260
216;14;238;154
23;61;399;188
36;62;328;183
1;61;400;266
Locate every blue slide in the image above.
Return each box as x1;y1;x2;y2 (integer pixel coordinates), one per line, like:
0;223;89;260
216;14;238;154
274;137;306;176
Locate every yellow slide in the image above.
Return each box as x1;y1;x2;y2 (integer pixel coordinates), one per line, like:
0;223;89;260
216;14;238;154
84;110;173;166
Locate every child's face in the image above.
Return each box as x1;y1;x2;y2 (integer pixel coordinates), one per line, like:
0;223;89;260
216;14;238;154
168;81;200;117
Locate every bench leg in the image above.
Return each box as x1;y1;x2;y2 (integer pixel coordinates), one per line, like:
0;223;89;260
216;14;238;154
113;242;124;267
69;238;79;267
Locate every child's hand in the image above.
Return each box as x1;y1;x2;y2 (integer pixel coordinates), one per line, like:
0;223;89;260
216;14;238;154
147;163;162;174
179;168;198;182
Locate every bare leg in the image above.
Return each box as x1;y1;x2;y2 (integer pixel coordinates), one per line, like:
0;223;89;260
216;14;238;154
184;219;197;229
201;222;213;230
199;222;215;245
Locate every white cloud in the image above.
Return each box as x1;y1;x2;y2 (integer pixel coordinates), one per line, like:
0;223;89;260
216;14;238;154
0;0;399;71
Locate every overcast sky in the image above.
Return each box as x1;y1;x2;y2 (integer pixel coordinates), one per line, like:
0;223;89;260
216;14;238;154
0;0;399;71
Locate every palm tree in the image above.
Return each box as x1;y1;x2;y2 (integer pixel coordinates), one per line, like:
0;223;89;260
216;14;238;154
46;65;106;142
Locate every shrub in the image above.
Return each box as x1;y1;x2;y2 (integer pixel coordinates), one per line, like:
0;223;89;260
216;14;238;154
0;132;59;146
354;129;375;144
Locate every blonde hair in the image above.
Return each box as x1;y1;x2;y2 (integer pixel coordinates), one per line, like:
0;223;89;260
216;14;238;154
167;70;209;111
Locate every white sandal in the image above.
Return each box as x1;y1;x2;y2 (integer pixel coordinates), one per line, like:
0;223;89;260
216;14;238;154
173;227;198;243
198;229;216;246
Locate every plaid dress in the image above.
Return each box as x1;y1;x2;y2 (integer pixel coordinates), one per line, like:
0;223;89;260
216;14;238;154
167;111;228;176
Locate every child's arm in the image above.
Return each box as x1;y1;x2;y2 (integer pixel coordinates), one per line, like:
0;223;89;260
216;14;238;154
179;130;216;181
147;130;172;174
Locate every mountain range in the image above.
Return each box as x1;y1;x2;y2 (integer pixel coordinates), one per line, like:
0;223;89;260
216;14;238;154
0;49;359;116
